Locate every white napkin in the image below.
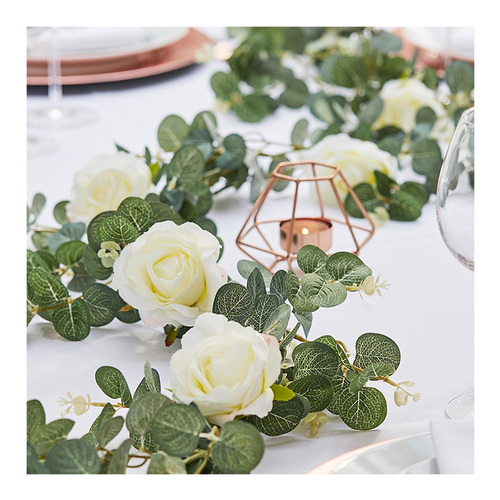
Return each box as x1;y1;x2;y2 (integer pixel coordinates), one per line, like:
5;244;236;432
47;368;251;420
430;418;474;474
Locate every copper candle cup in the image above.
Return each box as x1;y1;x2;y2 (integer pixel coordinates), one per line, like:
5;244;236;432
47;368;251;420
236;161;375;272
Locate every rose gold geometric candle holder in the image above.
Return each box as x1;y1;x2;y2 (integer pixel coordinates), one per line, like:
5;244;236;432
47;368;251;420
236;161;376;272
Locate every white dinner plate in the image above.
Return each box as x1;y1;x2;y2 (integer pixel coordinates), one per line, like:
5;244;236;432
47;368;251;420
27;27;189;60
400;27;474;62
308;432;438;474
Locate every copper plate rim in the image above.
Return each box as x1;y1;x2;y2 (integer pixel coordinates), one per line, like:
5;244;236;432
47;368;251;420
27;28;211;86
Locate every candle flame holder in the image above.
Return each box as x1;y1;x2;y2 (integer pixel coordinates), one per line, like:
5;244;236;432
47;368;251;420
236;161;375;272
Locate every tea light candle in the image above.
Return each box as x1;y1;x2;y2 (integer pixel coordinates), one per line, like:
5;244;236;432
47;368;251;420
279;217;332;254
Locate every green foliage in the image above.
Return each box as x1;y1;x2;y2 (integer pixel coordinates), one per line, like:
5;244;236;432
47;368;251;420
345;170;428;222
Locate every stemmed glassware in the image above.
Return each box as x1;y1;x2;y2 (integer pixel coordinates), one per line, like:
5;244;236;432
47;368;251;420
27;27;98;130
436;106;474;419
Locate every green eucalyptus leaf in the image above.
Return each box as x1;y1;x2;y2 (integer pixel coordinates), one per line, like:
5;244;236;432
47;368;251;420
248;396;306;436
315;335;352;368
116;197;153;233
216;134;247;170
400;181;429;206
116;296;141;324
374;170;397;198
233;93;271;123
126;392;171;437
300;273;347;308
287;375;334;412
148;201;184;225
53;200;70;226
158;115;189;152
212;282;253;325
30;193;46;219
331;55;368;88
106;438;132;474
82;283;120;327
27;400;45;442
388;190;423;221
98;416;124;448
247;293;280;332
296;245;329;276
359;96;384;124
246;267;267;301
210;71;240;99
147;451;187;474
31;419;75;457
87;211;117;251
292;341;339;381
52;298;91;341
151;404;206;457
237;260;273;287
336;386;387;430
27;442;49;474
95;366;133;407
45;439;101;474
89;403;116;442
291;118;309;146
212;421;265;474
96;215;139;245
293;309;313;337
270;269;287;304
353;332;401;372
326;251;372;287
445;60;474;94
169;145;205;185
344;183;383;218
264;303;291;339
55;240;86;267
27;249;50;274
410;138;443;176
285;270;318;313
27;267;69;307
280;77;309;108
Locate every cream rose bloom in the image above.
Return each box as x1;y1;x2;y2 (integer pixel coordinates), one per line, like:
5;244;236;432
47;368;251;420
300;133;398;202
66;152;153;224
111;221;226;328
373;77;446;132
170;313;281;425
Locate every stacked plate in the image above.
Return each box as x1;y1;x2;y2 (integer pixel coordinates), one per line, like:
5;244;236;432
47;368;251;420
27;27;212;85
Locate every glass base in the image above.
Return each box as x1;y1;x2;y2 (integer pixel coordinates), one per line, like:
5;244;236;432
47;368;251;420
27;135;56;158
27;107;98;129
445;391;474;420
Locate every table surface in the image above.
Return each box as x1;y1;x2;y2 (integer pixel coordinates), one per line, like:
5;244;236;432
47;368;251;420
26;27;474;475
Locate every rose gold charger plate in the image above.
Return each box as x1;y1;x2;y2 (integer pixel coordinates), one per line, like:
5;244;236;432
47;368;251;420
27;28;211;86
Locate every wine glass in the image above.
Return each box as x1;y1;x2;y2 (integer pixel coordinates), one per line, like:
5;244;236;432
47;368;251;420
27;27;98;129
436;106;474;419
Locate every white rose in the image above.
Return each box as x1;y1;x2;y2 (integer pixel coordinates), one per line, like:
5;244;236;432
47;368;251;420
66;152;154;224
299;133;398;203
170;313;282;425
111;221;226;328
373;77;446;132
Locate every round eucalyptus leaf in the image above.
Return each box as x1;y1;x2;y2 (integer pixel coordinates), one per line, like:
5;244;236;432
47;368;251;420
247;293;280;333
45;439;101;474
410;138;442;175
55;240;86;267
98;416;124;448
296;245;328;276
151;404;206;457
211;421;265;474
95;366;133;407
169;145;205;184
287;375;334;412
336;386;387;430
82;244;113;281
212;282;253;325
300;273;347;308
31;419;75;457
116;196;153;233
292;341;339;381
96;215;139;245
353;332;401;372
126;392;171;437
27;267;69;307
247;396;306;436
82;283;120;327
326;251;372;287
87;211;117;251
388;190;423;221
52;298;91;341
157;114;189;152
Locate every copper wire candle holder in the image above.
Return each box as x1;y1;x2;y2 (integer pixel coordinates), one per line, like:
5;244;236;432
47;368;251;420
236;161;376;272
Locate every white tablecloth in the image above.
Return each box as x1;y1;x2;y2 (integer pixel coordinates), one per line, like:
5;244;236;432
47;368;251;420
26;27;474;474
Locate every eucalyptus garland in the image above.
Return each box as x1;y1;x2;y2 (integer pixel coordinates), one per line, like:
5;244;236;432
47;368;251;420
27;190;419;473
110;27;473;224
